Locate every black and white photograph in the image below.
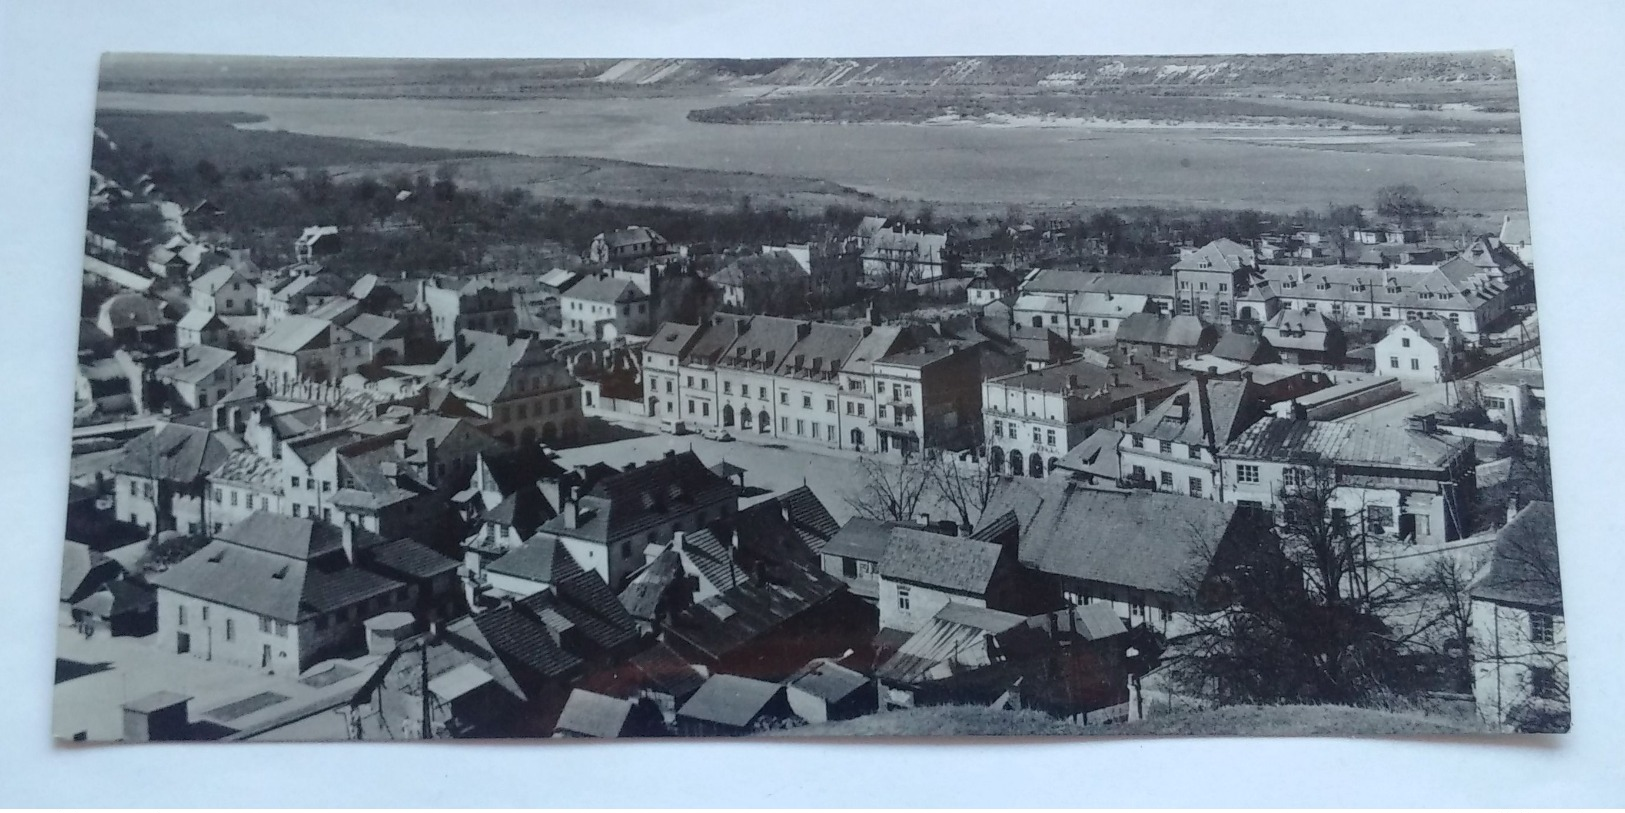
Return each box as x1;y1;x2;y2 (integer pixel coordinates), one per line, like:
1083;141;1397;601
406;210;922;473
54;48;1566;744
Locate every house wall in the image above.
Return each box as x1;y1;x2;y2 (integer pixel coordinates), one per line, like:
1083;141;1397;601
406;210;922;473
1377;328;1451;382
1471;599;1567;731
820;553;880;599
1218;458;1451;545
113;473;160;530
1119;436;1220;500
876;579;985;634
771;373;845;450
836;372;879;454
677;364;722;428
1060;578;1182;634
156;587;307;675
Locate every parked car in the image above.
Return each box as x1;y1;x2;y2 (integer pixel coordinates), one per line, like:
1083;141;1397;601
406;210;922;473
660;419;690;436
701;428;734;442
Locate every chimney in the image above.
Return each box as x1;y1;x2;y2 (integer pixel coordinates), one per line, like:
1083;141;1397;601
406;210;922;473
916;512;931;527
1505;496;1520;525
671;530;686;550
341;520;358;564
796;323;812;340
455;333;471;362
1176;394;1191;423
1068;374;1081;390
563;500;580;529
1109;372;1120;388
1135;395;1149;421
424;438;438;474
179;346;191;365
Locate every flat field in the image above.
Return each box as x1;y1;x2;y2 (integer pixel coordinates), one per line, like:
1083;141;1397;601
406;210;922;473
98;89;1530;214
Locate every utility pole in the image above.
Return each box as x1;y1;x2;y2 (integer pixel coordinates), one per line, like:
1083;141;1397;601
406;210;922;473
419;639;432;740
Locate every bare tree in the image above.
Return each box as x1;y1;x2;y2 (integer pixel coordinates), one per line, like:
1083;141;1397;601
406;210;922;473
927;455;998;532
1172;458;1411;705
845;456;931;523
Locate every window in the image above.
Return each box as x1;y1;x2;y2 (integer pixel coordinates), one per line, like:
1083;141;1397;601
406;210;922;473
1189;477;1203;498
1046;429;1056;447
780;391;790;405
1389;356;1400;369
687;400;695;414
1130;435;1143;449
291;505;302;518
1131;593;1146;616
826;398;836;413
796;419;806;436
1218;283;1228;292
1410;358;1420;371
291;476;301;489
1032;428;1042;444
702;403;710;417
1366;504;1394;530
1236;464;1260;484
802;395;812;409
897;585;911;610
1529;666;1560;699
225;619;235;642
1401;337;1412;348
993;420;1003;438
1160;440;1173;455
1159;471;1173;488
212;487;223;503
177;605;186;627
259;617;273;634
1530;612;1555;645
759;386;767;399
780;417;789;432
322;480;332;493
723;381;732;395
1187;445;1201;460
664;379;673;394
846;402;855;416
856;403;865;417
1131;465;1146;480
686;375;694;387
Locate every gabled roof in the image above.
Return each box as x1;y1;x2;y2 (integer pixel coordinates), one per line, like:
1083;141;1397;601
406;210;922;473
176;309;227;332
980;478;1241;595
61;541;122;603
541;452;737;544
787;660;870;703
1128;377;1266;448
878;527;1005;595
618;548;684;621
564;274;645;305
472;600;585;680
254;315;350;355
644;322;701;357
432;330;570;406
597;226;666;250
555;690;634;738
822;517;899;562
190;264;246;296
677;674;784;728
664;562;846;664
1212;332;1271;363
365;537;458;581
874;602;1026;685
152;537;402;624
1500;214;1532;246
217;511;346;560
1056;429;1124;481
778;322;868;378
1263;309;1340;352
487;535;571;587
345;313;404;343
1470;502;1562;611
155;345;236;385
1174;238;1257;273
1116;313;1211;348
110;422;242;483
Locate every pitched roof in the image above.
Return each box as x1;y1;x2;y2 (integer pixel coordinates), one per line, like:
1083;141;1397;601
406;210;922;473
176;309;227;332
1116;313;1210;348
1500;214;1532;246
598;226;666;250
788;660;870;703
1263;309;1339;352
618;548;684;621
541;452;737;544
664;563;846;664
1128;377;1266;448
365;537;458;581
878;527;1004;595
472;601;585;679
821;517;899;562
1220;417;1472;471
677;674;785;728
433;330;569;406
981;478;1240;595
555;690;634;738
344;313;404;343
110;422;242;483
1056;429;1124;481
874;602;1026;685
1174;239;1257;272
254;315;346;355
627;641;708;700
564;274;644;305
155;345;236;385
1470;501;1562;611
216;511;345;560
986;354;1191;400
152;538;402;623
644;322;701;357
1212;332;1269;363
487;535;571;586
778;322;868;378
61;541;121;603
190;265;244;295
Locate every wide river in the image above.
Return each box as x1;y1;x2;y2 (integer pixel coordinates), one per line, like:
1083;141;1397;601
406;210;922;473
98;90;1530;213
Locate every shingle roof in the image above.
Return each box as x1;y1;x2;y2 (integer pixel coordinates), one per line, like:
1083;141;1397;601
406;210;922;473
982;478;1239;595
821;517;899;562
217;511;346;560
1220;417;1472;470
677;674;784;728
664;563;846;664
1470;501;1561;611
618;548;684;621
878;528;1004;595
472;601;585;679
152;537;402;624
627;641;707;700
110;423;242;483
365;537;458;581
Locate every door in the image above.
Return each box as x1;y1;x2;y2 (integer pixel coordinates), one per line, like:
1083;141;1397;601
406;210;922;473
261;644;272;669
176;632;190;654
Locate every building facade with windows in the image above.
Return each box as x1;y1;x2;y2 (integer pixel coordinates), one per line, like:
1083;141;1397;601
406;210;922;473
1469;501;1566;732
983;355;1191;480
1118;376;1268;500
1218;417;1477;546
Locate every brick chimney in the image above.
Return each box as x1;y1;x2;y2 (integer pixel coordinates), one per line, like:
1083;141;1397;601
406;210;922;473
341;519;358;564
